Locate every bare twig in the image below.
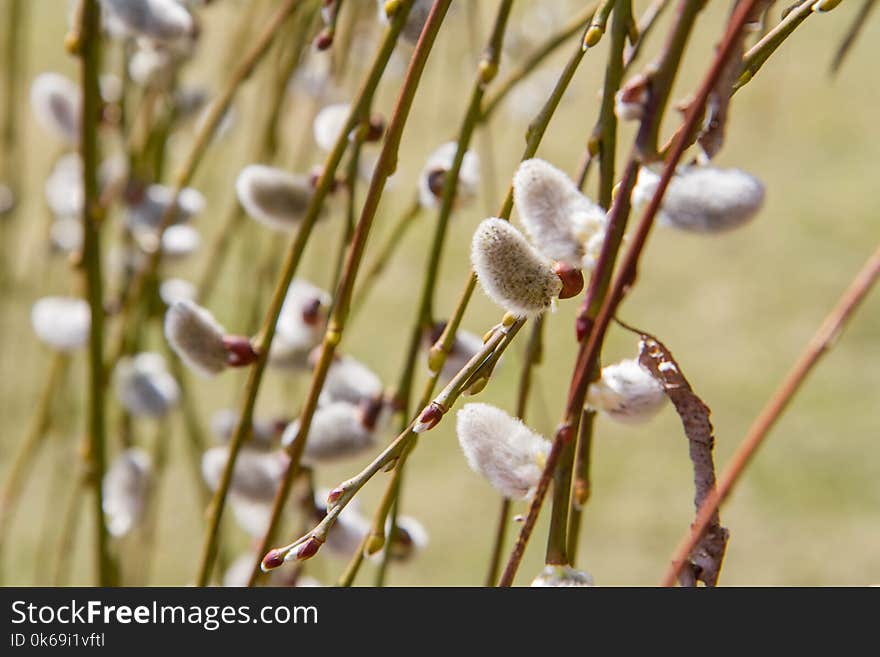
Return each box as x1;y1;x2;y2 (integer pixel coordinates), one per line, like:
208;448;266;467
660;241;880;586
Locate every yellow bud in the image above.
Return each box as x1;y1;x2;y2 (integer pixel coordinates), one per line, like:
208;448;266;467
365;532;385;555
478;59;498;84
427;346;446;374
583;26;603;49
464;376;488;396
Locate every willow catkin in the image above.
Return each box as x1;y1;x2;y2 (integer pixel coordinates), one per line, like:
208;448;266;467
512;158;607;268
312;103;351;152
455;403;549;500
30;72;80;146
633;166;765;233
235;164;314;232
270;279;331;371
417;141;480;210
319;355;383;405
125;184;205;231
586;358;667;424
102;448;152;538
164;300;229;377
113;352;180;418
531;565;595;587
471;217;562;317
30;297;91;352
101;0;195;44
201;446;288;505
281;401;376;465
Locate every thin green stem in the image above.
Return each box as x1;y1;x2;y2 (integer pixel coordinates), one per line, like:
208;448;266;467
75;0;115;587
195;0;430;587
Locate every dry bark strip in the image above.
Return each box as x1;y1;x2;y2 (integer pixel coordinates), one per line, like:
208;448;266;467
635;330;729;586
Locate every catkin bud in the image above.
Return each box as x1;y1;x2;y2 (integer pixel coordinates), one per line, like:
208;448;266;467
513;158;607;269
417;142;480;210
282;401;376;464
312;103;351;152
201;446;288;505
102;448;152;537
102;0;196;43
31;296;90;352
319;354;383;405
633;166;765;233
210;409;285;450
456;403;550;499
113;352;180;418
586;358;667;424
471;218;562;317
614;73;649;122
384;515;428;562
164;300;230;377
125;184;205;231
376;0;434;44
30;72;81;145
269;279;331;371
235;164;313;232
531;565;595;587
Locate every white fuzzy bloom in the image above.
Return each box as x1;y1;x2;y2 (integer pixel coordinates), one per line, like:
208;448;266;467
317;494;370;557
633;166;765;233
376;0;434;44
456;403;549;499
159;277;196;305
44;153;83;219
30;72;80;145
312;103;351;152
513;158;607;269
126;184;205;230
132;223;200;259
531;565;595;587
31;296;90;351
201;446;288;505
49;217;83;253
269;279;330;371
210;409;281;450
281;402;375;465
113;352;180;417
235;165;313;231
164;300;229;377
128;44;175;87
101;0;195;43
385;515;428;562
103;448;152;537
471;217;562;317
586;358;667;424
417;141;480;210
320;355;383;405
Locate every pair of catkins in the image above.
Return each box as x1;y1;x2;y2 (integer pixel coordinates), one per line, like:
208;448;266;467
459;156;765;511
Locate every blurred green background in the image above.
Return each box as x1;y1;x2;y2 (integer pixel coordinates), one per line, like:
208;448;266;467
0;0;878;586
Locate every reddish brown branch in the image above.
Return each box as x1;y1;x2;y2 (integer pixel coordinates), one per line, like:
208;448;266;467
660;241;880;587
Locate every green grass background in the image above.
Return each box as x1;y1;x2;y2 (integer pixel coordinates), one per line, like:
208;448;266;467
1;0;878;586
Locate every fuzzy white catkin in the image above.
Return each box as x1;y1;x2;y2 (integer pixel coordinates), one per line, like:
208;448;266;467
633;166;765;233
50;217;83;253
269;279;330;370
158;278;196;305
281;402;375;464
126;184;205;231
586;358;667;424
385;515;428;562
101;0;195;43
417;141;480;210
235;164;313;231
30;73;81;145
103;448;152;537
320;355;383;405
164;300;229;377
471;217;562;317
513;158;607;269
376;0;434;44
45;153;83;219
210;409;279;450
312;103;351;152
456;403;550;499
113;352;180;418
201;446;288;505
31;297;91;351
531;565;595;587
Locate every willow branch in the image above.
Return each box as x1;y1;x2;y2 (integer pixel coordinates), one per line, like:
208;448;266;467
660;241;880;586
